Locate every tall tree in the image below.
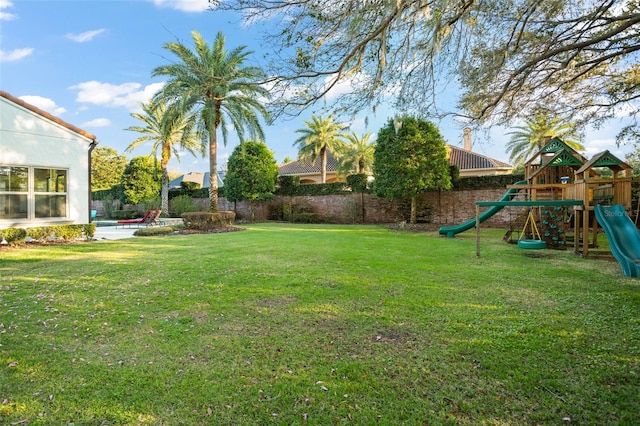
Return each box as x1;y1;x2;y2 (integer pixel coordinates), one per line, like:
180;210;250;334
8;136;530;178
294;115;347;183
373;116;451;224
214;0;640;142
121;156;161;205
125;99;204;214
336;130;375;175
152;30;271;212
91;147;128;191
224;141;278;221
506;110;584;166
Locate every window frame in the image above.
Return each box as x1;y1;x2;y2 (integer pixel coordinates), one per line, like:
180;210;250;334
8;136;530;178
0;165;70;221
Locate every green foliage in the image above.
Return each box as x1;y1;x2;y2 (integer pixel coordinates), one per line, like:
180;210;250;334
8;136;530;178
290;202;321;223
276;175;300;195
336;131;375;175
224;141;278;203
1;224;96;244
453;174;526;190
373;116;452;200
139;195;162;213
91;147;128;191
121;156;161;205
133;225;183;237
346;173;368;192
276;182;349;196
171;195;200;217
0;227;27;244
505;109;584;166
181;211;236;230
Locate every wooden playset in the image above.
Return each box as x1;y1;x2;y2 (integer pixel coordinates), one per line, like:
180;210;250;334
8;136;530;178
507;137;633;256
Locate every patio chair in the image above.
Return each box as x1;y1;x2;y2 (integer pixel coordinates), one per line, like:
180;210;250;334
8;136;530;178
116;209;162;228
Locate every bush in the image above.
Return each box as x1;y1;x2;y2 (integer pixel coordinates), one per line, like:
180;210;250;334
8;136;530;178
110;210;140;220
346;174;368;192
25;227;55;241
1;228;27;244
172;195;200;217
182;211;236;231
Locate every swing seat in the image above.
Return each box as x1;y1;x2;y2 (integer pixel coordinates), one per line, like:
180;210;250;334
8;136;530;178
518;239;547;250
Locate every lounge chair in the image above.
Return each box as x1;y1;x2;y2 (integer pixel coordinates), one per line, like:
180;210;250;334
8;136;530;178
116;209;162;228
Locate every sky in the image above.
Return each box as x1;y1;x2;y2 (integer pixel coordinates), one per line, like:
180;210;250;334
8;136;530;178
0;0;634;175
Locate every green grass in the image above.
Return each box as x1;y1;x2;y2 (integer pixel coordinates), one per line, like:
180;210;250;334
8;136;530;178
1;224;638;425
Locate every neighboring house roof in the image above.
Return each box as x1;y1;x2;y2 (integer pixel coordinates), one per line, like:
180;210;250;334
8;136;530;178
447;145;512;171
278;146;512;177
0;90;97;142
278;150;340;176
169;171;225;189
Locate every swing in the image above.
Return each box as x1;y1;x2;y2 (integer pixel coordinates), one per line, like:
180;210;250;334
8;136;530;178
517;208;547;250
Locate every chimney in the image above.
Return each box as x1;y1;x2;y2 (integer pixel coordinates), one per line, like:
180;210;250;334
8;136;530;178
463;127;472;151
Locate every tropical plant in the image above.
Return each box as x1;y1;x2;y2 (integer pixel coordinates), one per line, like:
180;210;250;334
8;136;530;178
294;115;347;183
125;99;204;214
152;30;271;212
505;110;584;166
336;130;375;175
224;141;278;221
373;116;451;224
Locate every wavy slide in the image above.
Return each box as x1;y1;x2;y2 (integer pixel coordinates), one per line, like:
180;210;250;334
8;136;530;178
594;204;640;278
438;180;527;238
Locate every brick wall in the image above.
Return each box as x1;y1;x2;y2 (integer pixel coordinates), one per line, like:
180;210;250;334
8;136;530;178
93;188;527;227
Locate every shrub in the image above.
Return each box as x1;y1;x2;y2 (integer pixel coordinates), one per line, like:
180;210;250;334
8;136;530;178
26;227;55;241
1;228;27;244
346;174;368;192
172;195;200;217
182;211;236;231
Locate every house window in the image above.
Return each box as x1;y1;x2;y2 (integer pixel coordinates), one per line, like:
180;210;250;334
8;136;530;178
0;166;68;220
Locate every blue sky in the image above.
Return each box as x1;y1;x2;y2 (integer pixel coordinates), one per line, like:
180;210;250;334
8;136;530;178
1;0;633;175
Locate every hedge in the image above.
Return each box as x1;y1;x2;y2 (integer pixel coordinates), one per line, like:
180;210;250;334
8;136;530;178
1;224;97;245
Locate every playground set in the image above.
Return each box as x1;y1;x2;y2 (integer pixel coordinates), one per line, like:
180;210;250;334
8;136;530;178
438;137;639;276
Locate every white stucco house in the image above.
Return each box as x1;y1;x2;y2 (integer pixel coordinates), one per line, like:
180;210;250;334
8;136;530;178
0;90;98;229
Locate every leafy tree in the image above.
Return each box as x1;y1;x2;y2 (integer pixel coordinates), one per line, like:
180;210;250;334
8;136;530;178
121;156;161;205
505;109;584;166
294;115;347;183
373;116;451;224
336;130;375;175
224;141;278;221
215;0;640;141
91;147;128;191
125;99;204;215
152;30;271;212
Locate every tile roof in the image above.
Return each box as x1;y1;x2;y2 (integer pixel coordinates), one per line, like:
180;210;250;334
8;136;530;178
447;145;512;170
278;146;511;176
278;150;340;175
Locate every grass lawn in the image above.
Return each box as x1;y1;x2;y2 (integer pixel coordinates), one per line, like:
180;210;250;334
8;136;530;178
1;223;639;425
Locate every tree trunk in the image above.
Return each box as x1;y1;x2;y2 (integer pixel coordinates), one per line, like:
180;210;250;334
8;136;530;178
411;196;417;224
208;125;219;212
161;144;170;216
320;146;327;183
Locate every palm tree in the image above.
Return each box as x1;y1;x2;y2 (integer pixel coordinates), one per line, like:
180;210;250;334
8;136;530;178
336;130;375;175
152;30;270;211
506;110;584;165
125;99;204;214
294;115;347;183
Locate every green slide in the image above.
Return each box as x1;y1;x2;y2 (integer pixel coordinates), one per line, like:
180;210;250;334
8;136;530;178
438;180;527;238
594;204;640;278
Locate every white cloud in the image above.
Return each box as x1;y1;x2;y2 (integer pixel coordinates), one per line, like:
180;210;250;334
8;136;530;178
19;95;67;116
151;0;211;12
69;81;165;111
0;47;34;62
0;0;16;20
66;29;106;43
82;118;111;128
